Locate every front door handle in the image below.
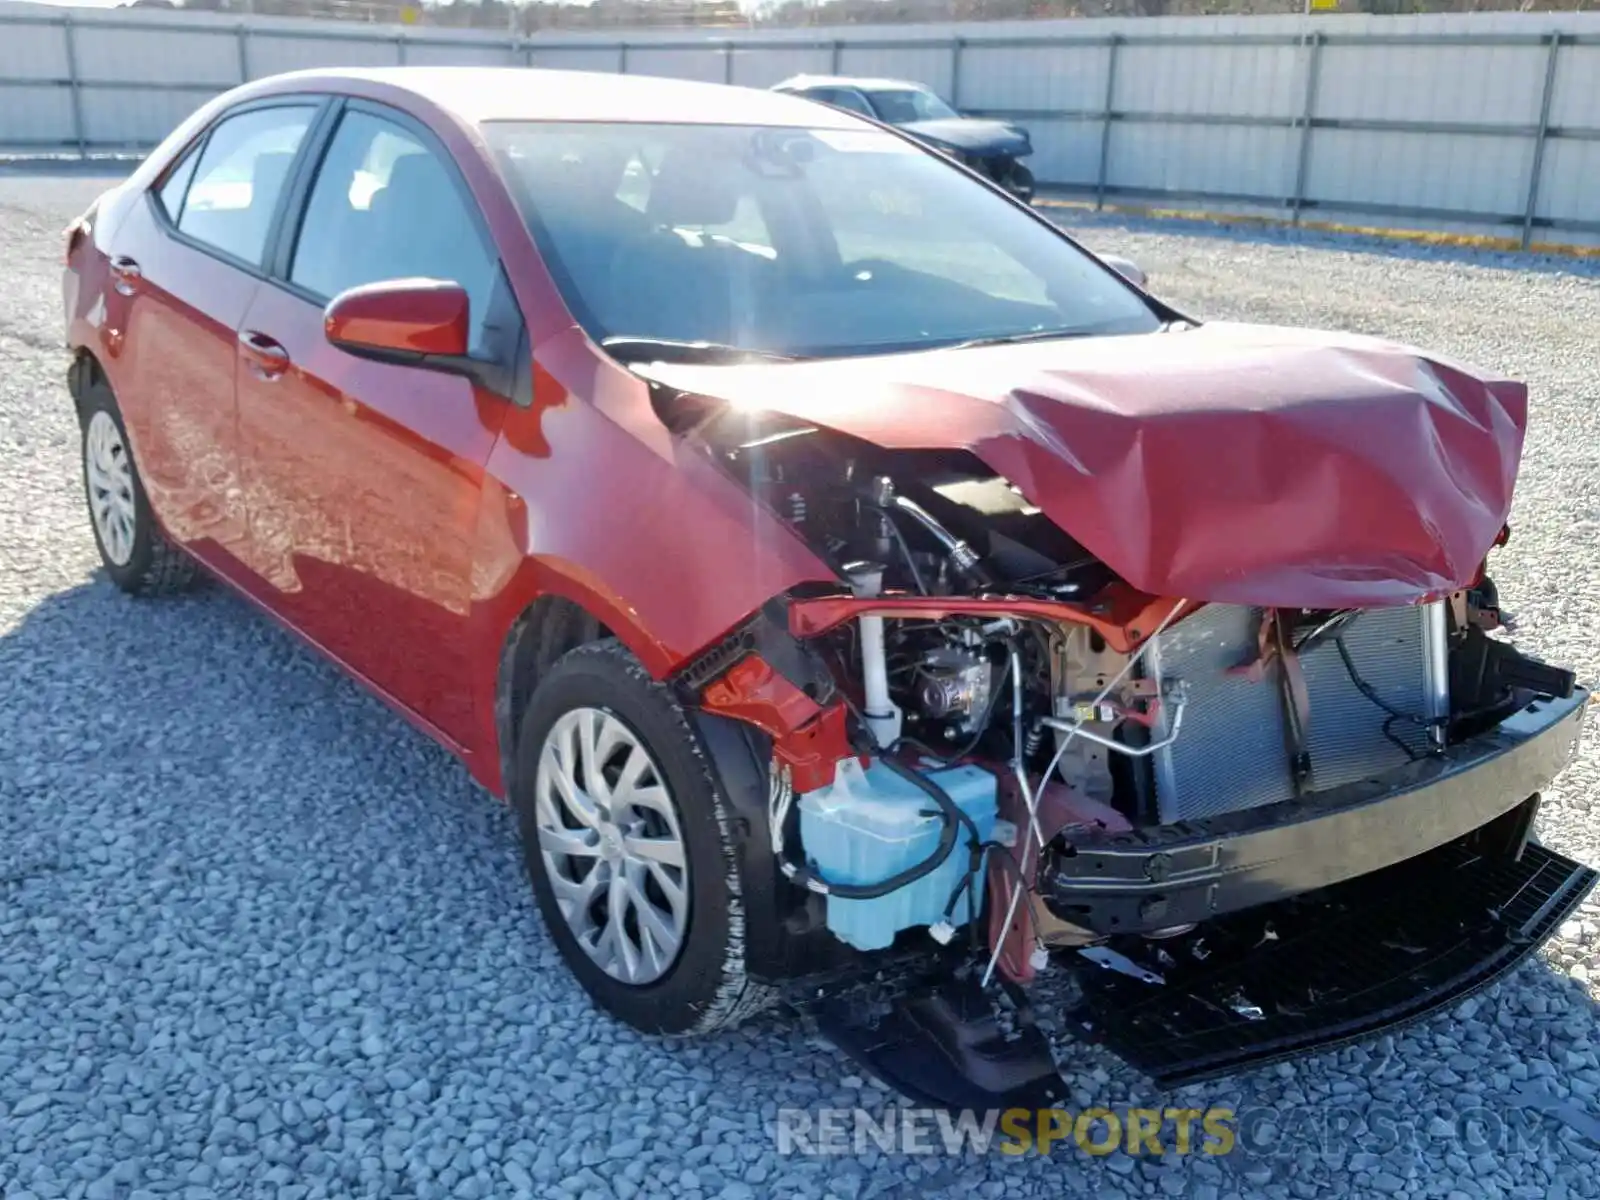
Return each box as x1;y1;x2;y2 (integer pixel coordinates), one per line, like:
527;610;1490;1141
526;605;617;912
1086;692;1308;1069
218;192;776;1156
109;255;141;297
238;329;290;381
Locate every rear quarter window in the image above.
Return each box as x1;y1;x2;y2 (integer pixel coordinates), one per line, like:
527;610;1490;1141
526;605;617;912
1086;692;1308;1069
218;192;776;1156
154;144;200;223
174;104;317;267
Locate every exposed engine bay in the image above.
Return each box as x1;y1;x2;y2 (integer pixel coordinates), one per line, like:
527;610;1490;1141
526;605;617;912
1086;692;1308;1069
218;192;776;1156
679;401;1594;1105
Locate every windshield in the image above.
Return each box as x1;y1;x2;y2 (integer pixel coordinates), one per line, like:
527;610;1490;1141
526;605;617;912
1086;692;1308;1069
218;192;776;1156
486;121;1159;360
865;88;959;124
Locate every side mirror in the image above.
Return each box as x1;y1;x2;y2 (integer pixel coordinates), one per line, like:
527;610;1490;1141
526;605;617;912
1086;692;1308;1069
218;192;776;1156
1100;254;1148;290
324;277;470;363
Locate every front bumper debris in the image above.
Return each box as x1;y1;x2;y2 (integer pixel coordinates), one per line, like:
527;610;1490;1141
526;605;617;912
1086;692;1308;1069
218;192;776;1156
1073;831;1597;1086
1044;689;1589;936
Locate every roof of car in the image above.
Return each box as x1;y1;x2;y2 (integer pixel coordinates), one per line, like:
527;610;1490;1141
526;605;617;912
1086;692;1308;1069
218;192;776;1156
773;75;932;93
256;66;865;128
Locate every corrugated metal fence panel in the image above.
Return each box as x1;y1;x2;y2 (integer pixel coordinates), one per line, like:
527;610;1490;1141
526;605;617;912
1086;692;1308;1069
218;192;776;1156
1116;122;1300;202
404;40;521;68
81;88;215;150
0;16;67;81
245;31;400;76
4;3;1600;244
959;41;1108;185
528;45;623;73
1550;42;1600;128
957;41;1107;112
1118;40;1302;119
1106;39;1303;203
73;24;239;87
625;45;727;84
1539;43;1600;228
1311;41;1546;221
837;42;956;97
4;88;75;149
1540;141;1600;229
1307;128;1533;220
729;45;833;89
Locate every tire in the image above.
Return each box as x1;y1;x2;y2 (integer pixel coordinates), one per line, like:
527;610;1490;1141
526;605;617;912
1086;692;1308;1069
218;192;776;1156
1009;162;1036;204
77;379;198;596
511;639;773;1035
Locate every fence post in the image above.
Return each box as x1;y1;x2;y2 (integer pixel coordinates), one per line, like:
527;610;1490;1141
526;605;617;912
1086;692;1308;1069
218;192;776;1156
950;38;964;108
395;32;407;67
618;43;628;74
724;41;734;85
1521;32;1561;252
62;12;87;160
1095;35;1120;211
236;23;251;84
830;39;842;74
1290;30;1324;226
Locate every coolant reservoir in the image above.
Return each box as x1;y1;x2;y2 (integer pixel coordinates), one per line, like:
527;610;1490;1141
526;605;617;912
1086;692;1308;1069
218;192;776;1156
798;757;998;952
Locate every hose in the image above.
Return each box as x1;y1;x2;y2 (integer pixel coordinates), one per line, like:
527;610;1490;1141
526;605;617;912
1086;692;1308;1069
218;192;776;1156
981;597;1189;988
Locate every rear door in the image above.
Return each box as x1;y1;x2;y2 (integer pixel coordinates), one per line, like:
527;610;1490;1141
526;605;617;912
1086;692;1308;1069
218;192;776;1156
111;100;322;579
233;101;520;745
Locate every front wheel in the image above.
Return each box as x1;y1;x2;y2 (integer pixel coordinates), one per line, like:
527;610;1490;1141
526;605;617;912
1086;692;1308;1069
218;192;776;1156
511;639;773;1035
77;378;197;596
1008;162;1036;204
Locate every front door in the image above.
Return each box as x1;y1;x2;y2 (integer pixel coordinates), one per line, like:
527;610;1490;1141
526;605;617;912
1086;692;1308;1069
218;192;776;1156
232;103;517;747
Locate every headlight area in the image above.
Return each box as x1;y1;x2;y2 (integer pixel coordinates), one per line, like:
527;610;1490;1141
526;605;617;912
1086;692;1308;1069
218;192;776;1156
672;452;1590;1110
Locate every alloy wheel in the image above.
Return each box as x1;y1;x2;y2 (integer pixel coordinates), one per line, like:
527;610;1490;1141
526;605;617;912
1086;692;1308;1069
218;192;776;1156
533;706;690;985
84;410;136;566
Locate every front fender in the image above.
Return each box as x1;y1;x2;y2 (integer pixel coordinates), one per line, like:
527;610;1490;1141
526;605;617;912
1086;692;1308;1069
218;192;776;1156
462;335;839;792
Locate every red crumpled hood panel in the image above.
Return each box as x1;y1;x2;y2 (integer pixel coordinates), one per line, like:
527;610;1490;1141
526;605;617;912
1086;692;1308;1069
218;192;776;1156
643;322;1527;608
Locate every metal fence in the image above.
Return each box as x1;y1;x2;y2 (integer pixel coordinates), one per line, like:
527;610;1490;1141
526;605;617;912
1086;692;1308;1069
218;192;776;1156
3;5;1599;250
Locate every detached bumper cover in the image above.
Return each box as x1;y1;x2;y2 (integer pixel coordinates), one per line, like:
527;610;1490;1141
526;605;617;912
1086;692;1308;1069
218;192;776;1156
1045;689;1589;936
1077;836;1597;1086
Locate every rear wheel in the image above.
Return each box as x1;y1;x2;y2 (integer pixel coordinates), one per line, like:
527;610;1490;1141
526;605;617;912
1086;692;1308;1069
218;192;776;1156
77;380;197;596
511;639;773;1034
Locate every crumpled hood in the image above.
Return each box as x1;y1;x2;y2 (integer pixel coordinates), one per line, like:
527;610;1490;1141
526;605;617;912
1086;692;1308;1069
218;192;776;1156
639;322;1528;609
898;117;1032;156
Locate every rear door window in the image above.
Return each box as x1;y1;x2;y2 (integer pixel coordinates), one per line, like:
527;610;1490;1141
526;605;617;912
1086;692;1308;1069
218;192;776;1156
175;104;316;267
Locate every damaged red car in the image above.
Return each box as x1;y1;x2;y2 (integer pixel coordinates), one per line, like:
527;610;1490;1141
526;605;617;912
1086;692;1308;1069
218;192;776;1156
63;67;1591;1104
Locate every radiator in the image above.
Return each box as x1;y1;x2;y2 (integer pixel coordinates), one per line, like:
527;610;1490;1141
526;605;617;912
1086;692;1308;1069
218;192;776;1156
1147;604;1449;824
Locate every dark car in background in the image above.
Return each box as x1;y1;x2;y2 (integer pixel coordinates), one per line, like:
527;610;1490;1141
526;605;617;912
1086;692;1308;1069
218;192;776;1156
772;73;1036;202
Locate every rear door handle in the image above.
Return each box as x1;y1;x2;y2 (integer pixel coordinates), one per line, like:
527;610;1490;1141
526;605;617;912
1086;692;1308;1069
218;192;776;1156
109;255;141;297
238;329;291;381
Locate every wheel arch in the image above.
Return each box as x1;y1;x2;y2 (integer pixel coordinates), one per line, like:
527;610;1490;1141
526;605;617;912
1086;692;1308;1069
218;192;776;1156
67;347;107;420
493;592;615;800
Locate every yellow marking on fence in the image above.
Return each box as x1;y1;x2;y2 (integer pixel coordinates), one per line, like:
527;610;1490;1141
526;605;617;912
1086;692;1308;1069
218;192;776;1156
1034;197;1600;259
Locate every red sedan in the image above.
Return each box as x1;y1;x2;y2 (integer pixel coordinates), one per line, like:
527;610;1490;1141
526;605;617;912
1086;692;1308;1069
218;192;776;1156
63;67;1590;1104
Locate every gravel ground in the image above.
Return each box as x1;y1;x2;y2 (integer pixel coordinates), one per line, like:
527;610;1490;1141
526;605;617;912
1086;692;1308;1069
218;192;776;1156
2;172;1600;1200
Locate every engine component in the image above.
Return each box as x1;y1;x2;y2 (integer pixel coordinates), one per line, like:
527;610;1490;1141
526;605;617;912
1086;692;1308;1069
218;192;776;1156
867;475;993;590
1146;603;1445;823
914;646;993;735
798;757;998;951
1046;626;1127;805
846;560;904;748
